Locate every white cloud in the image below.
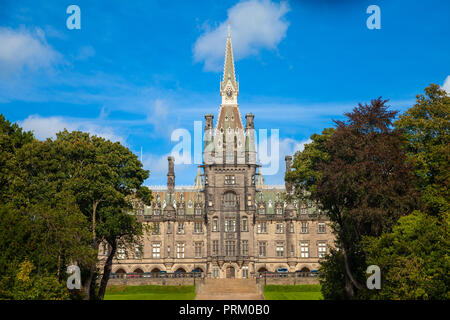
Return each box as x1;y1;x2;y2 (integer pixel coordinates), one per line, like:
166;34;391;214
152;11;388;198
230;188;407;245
0;27;62;76
194;0;290;71
442;75;450;94
19;115;126;144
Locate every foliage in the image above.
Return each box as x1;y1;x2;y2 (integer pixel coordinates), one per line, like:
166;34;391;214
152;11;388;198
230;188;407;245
362;211;450;300
395;84;450;217
0;115;151;300
285;127;335;200
360;85;450;300
11;260;70;300
289;99;418;299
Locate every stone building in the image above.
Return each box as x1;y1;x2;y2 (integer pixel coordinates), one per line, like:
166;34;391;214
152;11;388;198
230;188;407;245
104;31;335;279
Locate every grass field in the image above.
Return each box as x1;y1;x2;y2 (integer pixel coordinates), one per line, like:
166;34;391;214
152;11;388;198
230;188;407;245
263;284;323;300
104;285;196;300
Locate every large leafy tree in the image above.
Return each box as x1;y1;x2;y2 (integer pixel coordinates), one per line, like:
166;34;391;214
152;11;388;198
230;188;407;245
49;130;152;299
361;84;450;299
0;116;93;300
395;84;449;216
289;99;417;298
0;116;151;300
285;127;335;200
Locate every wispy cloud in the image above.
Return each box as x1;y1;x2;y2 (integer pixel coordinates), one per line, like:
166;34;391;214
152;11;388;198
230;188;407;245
194;0;290;71
19;114;126;144
0;26;62;77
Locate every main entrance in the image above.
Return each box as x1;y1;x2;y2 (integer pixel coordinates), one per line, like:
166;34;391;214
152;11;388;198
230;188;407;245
226;266;235;278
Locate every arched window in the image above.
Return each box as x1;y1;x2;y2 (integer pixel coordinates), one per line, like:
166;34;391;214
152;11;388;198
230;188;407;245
224;192;236;207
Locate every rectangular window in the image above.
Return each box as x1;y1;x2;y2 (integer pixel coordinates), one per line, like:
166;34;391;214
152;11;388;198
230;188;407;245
300;242;309;258
318;242;327;258
167;245;171;257
117;245;126;260
194;242;202;258
152;243;160;259
225;219;236;232
290;244;295;257
276;208;283;215
212;218;219;232
276;242;284;257
242;266;249;278
301;222;308;234
241;240;249;256
225;241;235;256
152;222;160;234
212;267;219;278
135;244;142;259
212;240;219;256
177;222;184;234
178;208;184;216
257;222;267;234
241;218;248;232
258;241;266;257
194;222;203;233
167;222;172;234
195;208;202;215
224;175;235;185
318;223;326;233
153;209;161;216
289;222;294;233
276;223;284;234
176;243;185;258
247;195;252;206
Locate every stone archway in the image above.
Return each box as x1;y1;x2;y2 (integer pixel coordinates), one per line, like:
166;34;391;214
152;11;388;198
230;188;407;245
115;268;126;279
226;265;235;278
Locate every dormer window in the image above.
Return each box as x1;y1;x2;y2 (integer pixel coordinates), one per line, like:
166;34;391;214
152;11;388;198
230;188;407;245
188;200;193;208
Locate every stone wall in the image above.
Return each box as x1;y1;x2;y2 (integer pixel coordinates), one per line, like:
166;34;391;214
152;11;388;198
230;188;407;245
107;277;197;287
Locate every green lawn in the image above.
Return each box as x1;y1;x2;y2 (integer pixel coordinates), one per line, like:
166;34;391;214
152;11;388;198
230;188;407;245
263;284;323;300
104;285;196;300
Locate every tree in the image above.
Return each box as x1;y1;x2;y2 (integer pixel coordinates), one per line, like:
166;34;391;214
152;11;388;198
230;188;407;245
360;84;450;300
395;84;450;217
0;116;151;300
291;99;417;298
285;127;335;200
49;130;152;299
362;211;449;299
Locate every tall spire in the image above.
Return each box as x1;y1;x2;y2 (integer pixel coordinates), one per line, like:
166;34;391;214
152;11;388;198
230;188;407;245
222;26;236;87
220;22;239;104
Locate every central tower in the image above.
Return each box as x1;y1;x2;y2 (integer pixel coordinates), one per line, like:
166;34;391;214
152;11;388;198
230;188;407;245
201;28;259;278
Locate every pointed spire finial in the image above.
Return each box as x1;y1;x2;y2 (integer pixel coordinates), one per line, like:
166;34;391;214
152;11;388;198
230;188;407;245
227;20;231;37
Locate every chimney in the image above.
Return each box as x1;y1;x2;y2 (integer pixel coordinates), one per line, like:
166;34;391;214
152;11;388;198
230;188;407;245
167;156;175;194
245;113;254;130
285;155;292;193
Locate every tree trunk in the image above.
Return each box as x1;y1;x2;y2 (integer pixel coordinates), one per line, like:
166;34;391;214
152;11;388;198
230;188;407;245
341;243;363;298
83;201;100;300
97;241;117;300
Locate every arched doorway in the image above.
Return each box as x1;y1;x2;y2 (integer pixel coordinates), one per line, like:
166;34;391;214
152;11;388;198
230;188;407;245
134;268;144;278
115;268;126;279
297;267;310;277
175;267;186;277
151;267;160;277
226;266;235;278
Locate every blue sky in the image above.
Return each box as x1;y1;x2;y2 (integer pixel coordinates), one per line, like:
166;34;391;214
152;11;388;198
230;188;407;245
1;0;449;186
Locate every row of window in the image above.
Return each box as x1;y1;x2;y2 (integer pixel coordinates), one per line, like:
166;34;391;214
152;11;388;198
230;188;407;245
150;221;326;234
152;208;203;216
114;241;328;260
